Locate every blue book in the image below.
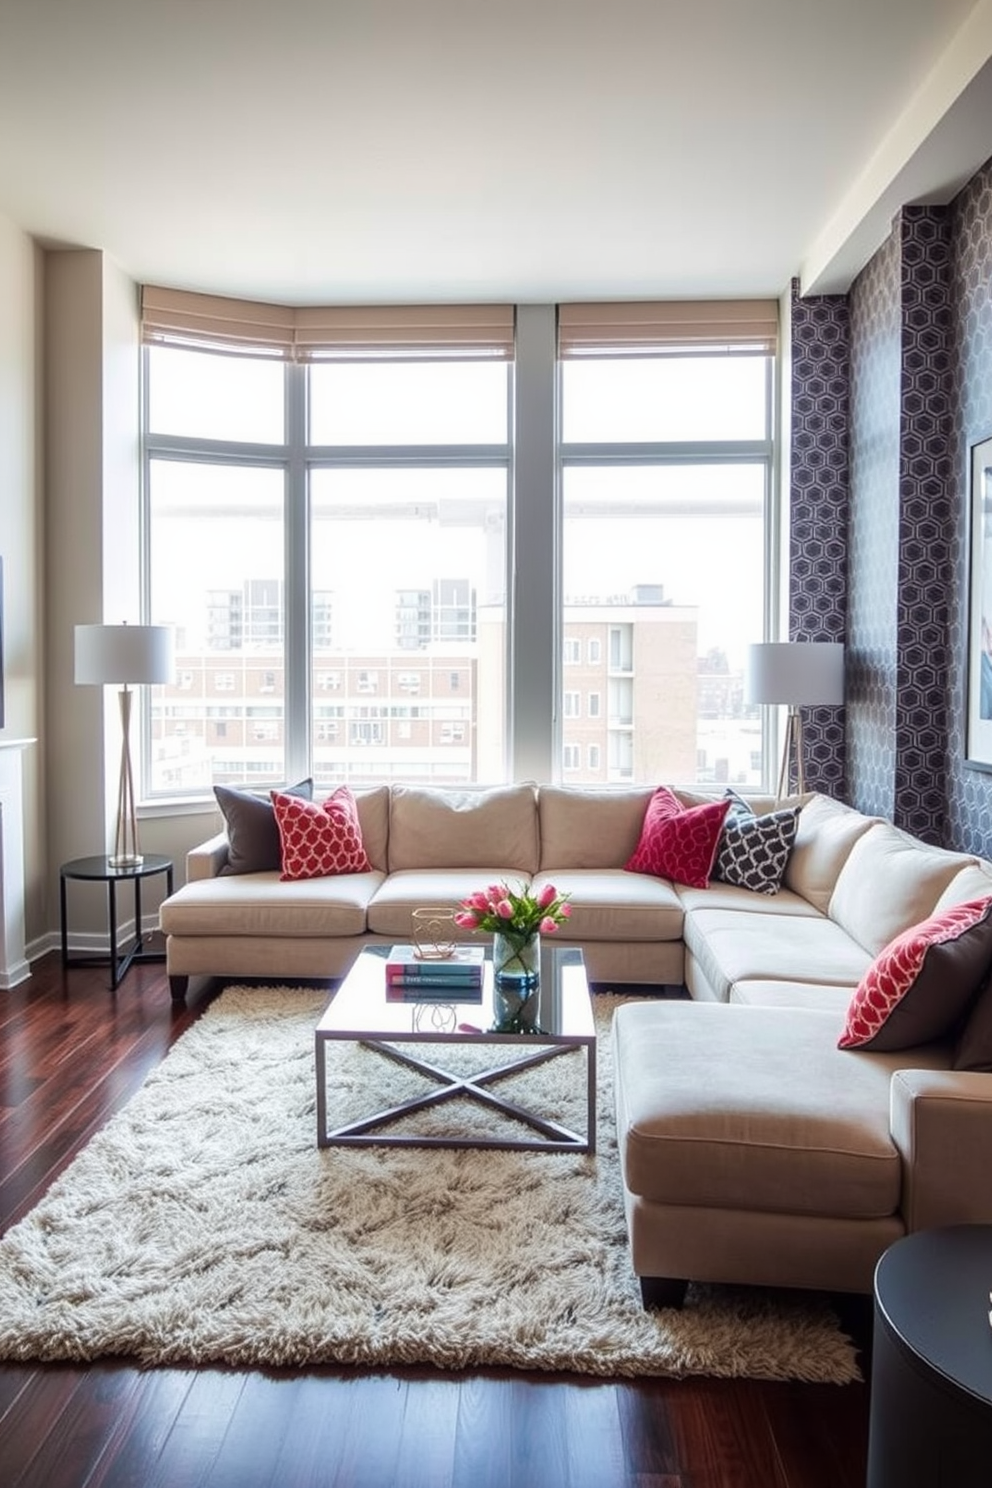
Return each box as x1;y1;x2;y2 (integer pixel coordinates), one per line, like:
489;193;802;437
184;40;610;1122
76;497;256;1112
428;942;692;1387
387;971;482;989
386;944;485;978
386;980;483;1003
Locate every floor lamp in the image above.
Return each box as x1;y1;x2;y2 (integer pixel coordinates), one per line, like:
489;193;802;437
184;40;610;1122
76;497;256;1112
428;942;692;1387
745;642;845;799
74;623;175;867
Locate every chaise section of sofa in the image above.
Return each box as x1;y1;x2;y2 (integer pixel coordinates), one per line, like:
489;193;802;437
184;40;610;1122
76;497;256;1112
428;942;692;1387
613;999;964;1298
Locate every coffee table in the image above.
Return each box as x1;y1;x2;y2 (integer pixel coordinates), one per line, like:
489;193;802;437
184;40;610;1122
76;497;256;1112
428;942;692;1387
315;943;596;1152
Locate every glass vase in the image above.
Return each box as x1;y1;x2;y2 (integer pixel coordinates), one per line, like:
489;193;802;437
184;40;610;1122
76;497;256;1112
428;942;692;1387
492;929;540;988
491;930;542;1032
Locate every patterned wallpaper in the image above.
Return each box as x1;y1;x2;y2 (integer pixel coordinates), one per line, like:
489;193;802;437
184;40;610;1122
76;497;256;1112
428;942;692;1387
893;206;952;845
847;228;901;821
945;162;992;855
787;284;849;798
790;157;992;852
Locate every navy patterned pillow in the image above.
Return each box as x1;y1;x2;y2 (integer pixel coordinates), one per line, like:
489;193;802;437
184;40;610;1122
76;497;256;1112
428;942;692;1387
712;792;800;895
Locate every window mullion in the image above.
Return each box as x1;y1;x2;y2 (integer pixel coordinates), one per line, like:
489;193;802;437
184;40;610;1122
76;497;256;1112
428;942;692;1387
512;305;559;783
284;360;310;784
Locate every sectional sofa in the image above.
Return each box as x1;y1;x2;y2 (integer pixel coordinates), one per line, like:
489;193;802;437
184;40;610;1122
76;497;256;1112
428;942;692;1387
158;780;992;1299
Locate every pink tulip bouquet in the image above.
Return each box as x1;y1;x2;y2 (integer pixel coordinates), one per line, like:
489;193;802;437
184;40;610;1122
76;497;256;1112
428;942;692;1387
455;881;571;939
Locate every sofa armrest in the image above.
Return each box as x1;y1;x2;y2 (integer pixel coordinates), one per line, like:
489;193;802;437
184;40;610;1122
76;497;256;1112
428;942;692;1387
186;832;230;881
890;1068;992;1232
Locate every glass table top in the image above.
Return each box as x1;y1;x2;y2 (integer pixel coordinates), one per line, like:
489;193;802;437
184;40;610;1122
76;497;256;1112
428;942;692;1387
317;942;594;1041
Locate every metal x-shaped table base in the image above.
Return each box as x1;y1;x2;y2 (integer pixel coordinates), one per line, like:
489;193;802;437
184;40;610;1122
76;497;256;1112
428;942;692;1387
317;1037;595;1153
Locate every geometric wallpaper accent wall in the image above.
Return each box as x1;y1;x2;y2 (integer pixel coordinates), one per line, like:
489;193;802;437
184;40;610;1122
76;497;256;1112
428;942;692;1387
788;281;849;799
845;206;953;843
791;154;992;852
847;228;901;823
945;159;992;858
893;205;952;845
791;154;992;851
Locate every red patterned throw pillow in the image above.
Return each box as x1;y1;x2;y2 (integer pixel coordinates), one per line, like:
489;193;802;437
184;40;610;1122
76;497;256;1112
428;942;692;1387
272;786;371;881
838;897;992;1051
626;787;731;889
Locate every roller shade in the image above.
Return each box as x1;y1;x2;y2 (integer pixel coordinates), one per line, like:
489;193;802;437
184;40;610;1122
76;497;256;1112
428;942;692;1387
558;299;778;356
141;286;515;360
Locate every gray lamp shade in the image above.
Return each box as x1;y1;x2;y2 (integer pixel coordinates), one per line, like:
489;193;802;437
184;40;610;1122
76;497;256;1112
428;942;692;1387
745;641;845;706
74;624;175;686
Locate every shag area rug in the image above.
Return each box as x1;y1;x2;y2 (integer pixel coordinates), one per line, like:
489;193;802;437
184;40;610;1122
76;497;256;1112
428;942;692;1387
0;986;860;1382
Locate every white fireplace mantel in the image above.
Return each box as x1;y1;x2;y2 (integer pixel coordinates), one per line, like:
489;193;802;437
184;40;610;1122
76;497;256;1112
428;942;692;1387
0;738;36;990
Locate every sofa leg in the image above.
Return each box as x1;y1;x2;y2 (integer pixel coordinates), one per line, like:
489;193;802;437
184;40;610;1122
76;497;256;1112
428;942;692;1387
169;975;189;1005
640;1276;689;1311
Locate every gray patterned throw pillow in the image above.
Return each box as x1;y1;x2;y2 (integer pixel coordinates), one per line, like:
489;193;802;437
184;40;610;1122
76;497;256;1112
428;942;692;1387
712;792;801;895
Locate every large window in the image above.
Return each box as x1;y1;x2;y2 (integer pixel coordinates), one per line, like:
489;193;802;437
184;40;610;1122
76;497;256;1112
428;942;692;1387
145;339;510;794
558;344;773;788
142;297;775;798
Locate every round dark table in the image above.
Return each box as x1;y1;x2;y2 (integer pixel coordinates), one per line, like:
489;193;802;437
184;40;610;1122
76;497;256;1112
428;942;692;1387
60;854;174;989
868;1224;992;1487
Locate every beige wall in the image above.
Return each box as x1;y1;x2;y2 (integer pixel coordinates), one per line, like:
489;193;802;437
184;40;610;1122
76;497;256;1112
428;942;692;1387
45;249;111;884
43;249;216;945
0;213;45;946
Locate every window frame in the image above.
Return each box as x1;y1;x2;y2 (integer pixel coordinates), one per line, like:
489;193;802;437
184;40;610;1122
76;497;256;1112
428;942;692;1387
141;341;514;797
140;307;778;799
556;349;777;788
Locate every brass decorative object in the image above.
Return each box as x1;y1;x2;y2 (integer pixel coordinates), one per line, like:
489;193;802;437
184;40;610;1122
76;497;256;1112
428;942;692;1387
410;907;458;960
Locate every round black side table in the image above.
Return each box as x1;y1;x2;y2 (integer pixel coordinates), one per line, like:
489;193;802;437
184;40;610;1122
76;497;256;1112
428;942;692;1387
60;854;174;990
868;1224;992;1488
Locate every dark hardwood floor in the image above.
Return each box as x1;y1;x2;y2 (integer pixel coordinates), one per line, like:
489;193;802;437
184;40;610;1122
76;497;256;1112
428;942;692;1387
0;949;872;1488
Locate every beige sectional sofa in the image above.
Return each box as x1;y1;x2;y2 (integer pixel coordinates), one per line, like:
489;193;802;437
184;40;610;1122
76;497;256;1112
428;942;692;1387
159;780;992;1300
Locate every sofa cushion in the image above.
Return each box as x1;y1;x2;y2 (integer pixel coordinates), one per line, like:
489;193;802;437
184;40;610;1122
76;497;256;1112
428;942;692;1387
683;906;873;1002
828;823;978;956
159;870;382;939
537;785;653;870
711;795;801;895
838;898;992;1051
353;785;390;874
676;882;821;917
783;794;878;912
215;777;313;876
387;784;539;874
530;868;684;942
626;787;730;888
273;786;371;881
933;861;992;912
367;869;536;939
613;1001;941;1220
730;980;855;1012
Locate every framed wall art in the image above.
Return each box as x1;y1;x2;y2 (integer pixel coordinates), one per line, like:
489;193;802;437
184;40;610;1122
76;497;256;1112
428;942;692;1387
966;434;992;769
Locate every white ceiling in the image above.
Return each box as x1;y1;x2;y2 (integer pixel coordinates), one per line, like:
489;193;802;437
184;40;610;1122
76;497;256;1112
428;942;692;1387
1;0;991;306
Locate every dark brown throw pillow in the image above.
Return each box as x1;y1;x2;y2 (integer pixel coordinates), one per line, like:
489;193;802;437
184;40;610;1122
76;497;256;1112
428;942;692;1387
953;966;992;1071
215;778;313;875
839;898;992;1051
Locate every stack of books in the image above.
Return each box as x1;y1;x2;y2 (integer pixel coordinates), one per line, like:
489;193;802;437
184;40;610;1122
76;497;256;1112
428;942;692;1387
385;943;485;1001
